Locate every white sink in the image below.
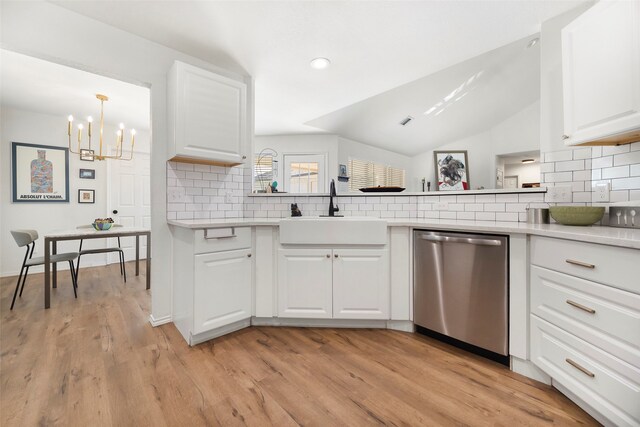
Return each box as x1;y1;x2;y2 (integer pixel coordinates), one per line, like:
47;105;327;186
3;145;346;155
279;217;387;245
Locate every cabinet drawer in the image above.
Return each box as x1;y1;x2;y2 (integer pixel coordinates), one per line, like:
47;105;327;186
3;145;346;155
531;236;640;293
531;266;640;367
194;227;251;254
531;315;640;427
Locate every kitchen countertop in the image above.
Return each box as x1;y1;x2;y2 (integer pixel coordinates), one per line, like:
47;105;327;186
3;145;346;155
168;218;640;249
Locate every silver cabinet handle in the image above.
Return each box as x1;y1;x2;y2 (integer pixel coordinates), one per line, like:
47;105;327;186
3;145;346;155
566;358;595;378
566;300;596;314
420;235;502;246
562;135;570;140
326;254;330;258
247;253;252;258
566;259;595;269
334;254;339;258
204;227;236;239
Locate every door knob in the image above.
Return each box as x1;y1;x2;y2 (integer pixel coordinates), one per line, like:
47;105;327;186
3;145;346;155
112;210;118;215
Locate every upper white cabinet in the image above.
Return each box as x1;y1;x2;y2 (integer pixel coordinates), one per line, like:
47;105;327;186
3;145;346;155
562;0;640;146
168;61;249;165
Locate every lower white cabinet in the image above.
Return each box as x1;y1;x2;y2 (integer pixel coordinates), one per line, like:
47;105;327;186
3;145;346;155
277;247;389;320
333;249;389;319
278;248;333;318
193;248;252;334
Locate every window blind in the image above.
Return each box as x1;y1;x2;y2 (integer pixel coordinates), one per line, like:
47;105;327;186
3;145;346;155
254;154;274;190
348;158;406;190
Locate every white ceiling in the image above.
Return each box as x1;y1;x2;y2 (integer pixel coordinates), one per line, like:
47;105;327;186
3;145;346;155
52;0;587;139
308;34;541;155
0;49;151;130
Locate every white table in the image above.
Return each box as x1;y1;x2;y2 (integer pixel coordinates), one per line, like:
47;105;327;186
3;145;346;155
43;227;151;309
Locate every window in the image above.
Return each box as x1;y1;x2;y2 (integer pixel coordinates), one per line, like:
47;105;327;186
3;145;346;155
254;153;274;191
349;158;406;191
283;154;326;193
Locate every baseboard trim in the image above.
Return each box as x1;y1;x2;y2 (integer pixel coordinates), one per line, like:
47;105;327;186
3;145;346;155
386;320;414;332
149;314;172;327
251;317;389;328
510;357;551;384
552;381;611;427
189;318;251;345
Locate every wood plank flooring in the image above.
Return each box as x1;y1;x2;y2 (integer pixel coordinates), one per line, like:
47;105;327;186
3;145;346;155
1;263;599;426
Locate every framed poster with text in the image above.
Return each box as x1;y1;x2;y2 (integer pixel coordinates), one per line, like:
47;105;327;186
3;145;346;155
12;142;69;202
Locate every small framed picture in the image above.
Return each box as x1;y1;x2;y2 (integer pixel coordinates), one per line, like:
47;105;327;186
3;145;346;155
434;150;470;191
80;149;94;162
78;189;95;204
79;169;95;179
338;164;348;177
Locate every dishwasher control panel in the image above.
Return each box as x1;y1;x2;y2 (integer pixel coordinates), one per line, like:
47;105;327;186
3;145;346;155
608;206;640;229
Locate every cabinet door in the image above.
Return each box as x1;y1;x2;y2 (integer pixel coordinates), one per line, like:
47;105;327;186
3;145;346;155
172;61;247;164
333;249;389;320
193;249;252;335
562;0;640;145
278;248;332;318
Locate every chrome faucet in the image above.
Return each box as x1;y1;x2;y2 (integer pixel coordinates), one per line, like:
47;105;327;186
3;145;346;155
328;179;340;217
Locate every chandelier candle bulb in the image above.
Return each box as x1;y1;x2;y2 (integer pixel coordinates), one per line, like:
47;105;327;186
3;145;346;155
67;115;73;136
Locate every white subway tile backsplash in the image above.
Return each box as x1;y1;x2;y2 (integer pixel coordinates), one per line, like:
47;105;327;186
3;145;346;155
457;212;475;220
601;165;629;179
476;212;496;221
572;147;592;160
555;160;584;172
611;176;640;191
592;156;613;169
545;150;573;162
602;144;630;156
496;212;518;222
544;171;573;183
614;150;640;167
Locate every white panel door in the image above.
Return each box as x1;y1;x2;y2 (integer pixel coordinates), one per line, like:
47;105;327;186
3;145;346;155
107;152;151;262
278;248;333;318
172;61;247;164
562;0;640;145
332;248;389;319
193;248;252;335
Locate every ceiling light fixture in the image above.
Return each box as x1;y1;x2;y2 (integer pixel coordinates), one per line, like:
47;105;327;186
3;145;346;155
67;94;136;161
521;159;535;164
527;38;539;49
310;57;331;70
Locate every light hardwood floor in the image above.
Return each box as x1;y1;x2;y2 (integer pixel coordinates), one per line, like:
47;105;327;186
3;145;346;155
1;263;599;426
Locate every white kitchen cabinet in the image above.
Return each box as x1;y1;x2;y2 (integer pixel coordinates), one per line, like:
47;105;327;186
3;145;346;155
278;248;333;318
562;0;640;146
171;226;253;345
333;249;389;319
168;60;249;165
529;237;640;426
193;248;252;334
277;247;390;320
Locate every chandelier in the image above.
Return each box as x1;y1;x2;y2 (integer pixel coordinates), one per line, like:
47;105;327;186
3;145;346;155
67;94;136;161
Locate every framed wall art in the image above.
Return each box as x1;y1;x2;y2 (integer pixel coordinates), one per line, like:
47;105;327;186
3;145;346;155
79;169;95;179
12;142;69;202
434;150;470;191
80;149;94;161
78;189;95;204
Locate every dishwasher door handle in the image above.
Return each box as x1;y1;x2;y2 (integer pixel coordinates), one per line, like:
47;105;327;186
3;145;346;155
419;235;503;246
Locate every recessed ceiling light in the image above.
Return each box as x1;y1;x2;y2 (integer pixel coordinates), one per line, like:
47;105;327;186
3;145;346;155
522;158;535;164
527;38;539;49
310;57;331;70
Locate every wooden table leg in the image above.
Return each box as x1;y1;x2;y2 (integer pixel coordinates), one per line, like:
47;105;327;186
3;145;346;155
44;238;51;309
52;240;57;289
136;235;140;276
146;233;151;290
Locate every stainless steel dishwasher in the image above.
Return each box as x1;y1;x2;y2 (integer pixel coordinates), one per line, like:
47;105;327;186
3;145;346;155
414;230;508;363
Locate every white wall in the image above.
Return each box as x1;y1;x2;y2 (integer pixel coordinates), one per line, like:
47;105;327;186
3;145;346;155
0;107;151;276
1;1;252;323
409;130;494;191
254;134;339;191
504;162;541;187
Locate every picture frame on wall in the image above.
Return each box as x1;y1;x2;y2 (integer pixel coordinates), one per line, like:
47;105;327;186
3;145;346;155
78;189;95;204
79;149;95;161
433;150;470;191
11;142;69;202
79;169;95;179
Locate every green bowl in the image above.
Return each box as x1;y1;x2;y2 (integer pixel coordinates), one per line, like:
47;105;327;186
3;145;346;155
549;206;605;226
